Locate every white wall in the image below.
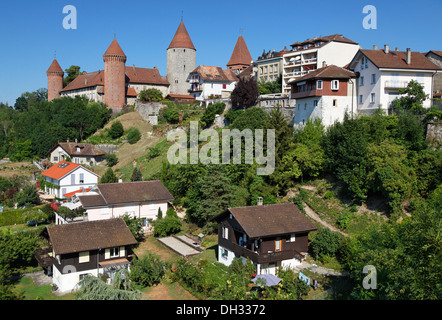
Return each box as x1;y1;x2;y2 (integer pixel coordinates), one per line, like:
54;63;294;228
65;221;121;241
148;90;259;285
316;42;360;71
46;167;98;198
198;81;237;101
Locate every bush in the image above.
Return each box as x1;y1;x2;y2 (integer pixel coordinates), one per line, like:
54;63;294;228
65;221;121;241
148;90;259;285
126;127;141;144
104;153;118;167
109;120;124;139
15;184;40;208
130;253;167;287
138;88;163;102
310;228;342;262
152;207;182;237
162;105;180;124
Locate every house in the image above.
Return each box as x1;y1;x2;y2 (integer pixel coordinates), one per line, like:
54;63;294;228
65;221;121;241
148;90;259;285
40;161;100;199
226;35;253;75
255;48;287;83
424;50;442;95
34;218;138;293
288;64;357;127
282;34;360;94
47;139;106;166
212;202;317;275
348;45;441;115
78;180;174;232
187;65;238;102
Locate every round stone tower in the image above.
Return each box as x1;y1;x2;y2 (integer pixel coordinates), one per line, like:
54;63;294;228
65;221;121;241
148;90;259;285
103;39;127;113
47;59;64;101
167;21;196;95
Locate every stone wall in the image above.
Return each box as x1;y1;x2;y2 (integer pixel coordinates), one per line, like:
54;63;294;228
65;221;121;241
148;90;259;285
426;121;442;148
134;101;167;125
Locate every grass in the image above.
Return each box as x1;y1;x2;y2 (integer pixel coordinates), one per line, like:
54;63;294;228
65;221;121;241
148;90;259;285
13;276;75;300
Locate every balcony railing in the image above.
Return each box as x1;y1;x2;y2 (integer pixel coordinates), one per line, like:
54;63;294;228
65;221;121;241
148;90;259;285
34;246;55;269
384;80;424;89
291;89;323;99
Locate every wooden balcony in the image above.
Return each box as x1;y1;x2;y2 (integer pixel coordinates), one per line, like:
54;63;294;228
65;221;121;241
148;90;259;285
34;246;54;269
291;89;323;99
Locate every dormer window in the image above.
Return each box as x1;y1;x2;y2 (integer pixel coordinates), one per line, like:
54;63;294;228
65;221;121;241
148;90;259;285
76;147;81;152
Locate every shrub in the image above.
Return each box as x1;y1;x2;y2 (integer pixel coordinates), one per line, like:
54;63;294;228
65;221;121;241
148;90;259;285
323;190;334;199
104;153;118;167
126;127;141;144
138;88;163;102
310;228;342;262
162;105;180;124
130;253;167;287
109;120;124;139
152;207;182;237
15;184;40;208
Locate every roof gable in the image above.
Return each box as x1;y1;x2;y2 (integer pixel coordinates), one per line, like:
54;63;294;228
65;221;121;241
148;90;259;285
47;59;64;74
289;65;356;84
41;161;100;180
168;21;195;50
227;36;253;67
190;65;238;83
103;39;126;57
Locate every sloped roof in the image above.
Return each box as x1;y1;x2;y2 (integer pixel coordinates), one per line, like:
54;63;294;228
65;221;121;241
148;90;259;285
48;141;106;157
352;49;441;71
41;161;80;180
125;66;169;85
214;203;317;238
79;180;174;208
290;34;358;48
47;59;64;74
44;218;137;255
426;50;442;59
289;65;356;84
227;35;253;67
103;39;126;57
168;21;195;50
60;71;104;92
190;65;238;83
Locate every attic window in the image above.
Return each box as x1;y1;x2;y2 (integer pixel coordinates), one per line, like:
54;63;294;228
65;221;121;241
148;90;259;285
58;163;69;168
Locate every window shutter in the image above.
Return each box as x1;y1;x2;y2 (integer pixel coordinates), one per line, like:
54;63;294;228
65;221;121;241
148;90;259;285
119;246;125;257
105;248;110;259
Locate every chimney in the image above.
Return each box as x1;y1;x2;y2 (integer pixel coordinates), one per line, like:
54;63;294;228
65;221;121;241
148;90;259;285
67;138;69;143
406;48;411;65
373;45;378;50
322;61;327;68
395;47;399;51
118;178;123;183
384;44;389;54
133;64;136;72
257;197;263;206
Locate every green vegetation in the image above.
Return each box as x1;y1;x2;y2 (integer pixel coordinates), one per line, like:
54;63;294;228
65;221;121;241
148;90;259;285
138;88;163;102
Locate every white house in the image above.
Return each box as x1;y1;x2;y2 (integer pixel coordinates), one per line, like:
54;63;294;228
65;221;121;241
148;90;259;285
47;140;106;166
282;34;360;94
78;180;174;232
348;45;441;115
40;161;100;199
187;65;238;102
288;64;358;127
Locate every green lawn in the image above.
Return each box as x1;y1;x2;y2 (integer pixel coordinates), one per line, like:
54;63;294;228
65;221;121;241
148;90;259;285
13;276;75;300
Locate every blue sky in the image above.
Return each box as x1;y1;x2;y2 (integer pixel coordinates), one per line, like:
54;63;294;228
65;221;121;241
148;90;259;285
0;0;440;105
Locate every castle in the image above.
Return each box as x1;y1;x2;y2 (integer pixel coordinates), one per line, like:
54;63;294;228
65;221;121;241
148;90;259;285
47;21;253;112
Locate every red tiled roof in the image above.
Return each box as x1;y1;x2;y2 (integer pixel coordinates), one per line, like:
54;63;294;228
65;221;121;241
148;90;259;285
126;87;137;97
359;49;441;70
125;66;169;85
426;50;442;59
227;35;253;68
190;65;238;83
166;94;195;99
103;39;126;57
47;59;64;74
41;161;81;180
168;21;195;50
60;71;104;92
290;34;358;48
47;141;106;157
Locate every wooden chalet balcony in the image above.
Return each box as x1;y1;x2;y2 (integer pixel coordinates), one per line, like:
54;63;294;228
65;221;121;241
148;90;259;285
291;89;323;99
34;246;54;269
219;238;304;264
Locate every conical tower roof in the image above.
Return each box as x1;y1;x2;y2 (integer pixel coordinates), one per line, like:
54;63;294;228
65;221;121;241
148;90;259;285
227;35;252;67
168;21;195;50
47;59;64;75
103;39;126;57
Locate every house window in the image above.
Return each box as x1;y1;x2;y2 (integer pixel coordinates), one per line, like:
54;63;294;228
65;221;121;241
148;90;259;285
314;100;318;107
222;226;229;240
370;93;376;103
274;64;278;73
53;156;58;162
223;84;227;89
371;74;376;84
361;57;365;69
290;234;296;242
359;95;363;104
304;103;307;110
110;247;120;258
221;248;228;259
317;80;323;89
61;188;66;196
275;237;282;252
79;251;90;263
333;99;338;107
359;77;364;86
331;80;339;90
79;173;84;184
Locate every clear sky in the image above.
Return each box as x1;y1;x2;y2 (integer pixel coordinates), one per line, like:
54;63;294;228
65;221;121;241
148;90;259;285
0;0;440;105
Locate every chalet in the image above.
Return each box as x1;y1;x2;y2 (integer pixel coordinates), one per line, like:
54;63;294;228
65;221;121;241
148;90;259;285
40;161;100;199
212;202;317;275
34;218;138;293
78;180;174;233
47;140;106;166
288;64;357;127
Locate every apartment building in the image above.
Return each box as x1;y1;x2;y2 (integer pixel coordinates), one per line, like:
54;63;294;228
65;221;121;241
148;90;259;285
348;45;441;115
255;48;287;83
282;34;360;94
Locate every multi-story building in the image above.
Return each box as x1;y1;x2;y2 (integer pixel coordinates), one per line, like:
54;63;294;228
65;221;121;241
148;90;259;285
255;48;287;83
282;34;360;94
348;45;441;115
289;64;357;127
425;50;442;95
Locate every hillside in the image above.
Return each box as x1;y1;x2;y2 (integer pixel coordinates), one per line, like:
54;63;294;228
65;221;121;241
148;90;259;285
89;112;164;179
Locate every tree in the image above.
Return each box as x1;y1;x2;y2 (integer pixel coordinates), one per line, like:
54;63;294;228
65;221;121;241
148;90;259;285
126;127;141;144
138;88;163;102
108;120;124;139
200;103;225;128
100;168;118;183
130;167;142;181
130;253;168;287
310;228;343;262
152;207;182;237
231;78;258;110
63;65;81;87
15;184;40;207
391;80;428;115
121;214;144;241
257;75;282;94
104;153;118;167
161;105;180;124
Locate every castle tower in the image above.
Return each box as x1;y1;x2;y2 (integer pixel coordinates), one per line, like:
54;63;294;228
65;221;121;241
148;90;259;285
47;59;64;101
227;35;253;75
167;21;196;95
103;39;127;112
